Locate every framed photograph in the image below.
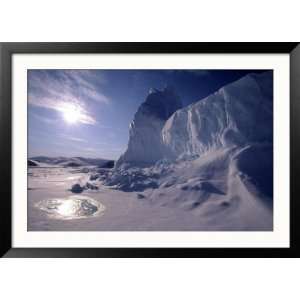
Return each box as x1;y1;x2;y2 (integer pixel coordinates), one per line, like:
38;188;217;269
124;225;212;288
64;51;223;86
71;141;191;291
0;43;299;257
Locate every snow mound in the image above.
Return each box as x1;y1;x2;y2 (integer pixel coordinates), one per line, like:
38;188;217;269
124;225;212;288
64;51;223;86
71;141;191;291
71;182;99;193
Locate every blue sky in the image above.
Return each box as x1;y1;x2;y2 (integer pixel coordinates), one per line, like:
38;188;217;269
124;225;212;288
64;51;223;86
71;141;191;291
28;69;265;160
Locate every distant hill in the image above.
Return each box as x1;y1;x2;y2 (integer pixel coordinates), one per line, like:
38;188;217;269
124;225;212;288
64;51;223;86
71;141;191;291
28;159;39;167
30;156;114;168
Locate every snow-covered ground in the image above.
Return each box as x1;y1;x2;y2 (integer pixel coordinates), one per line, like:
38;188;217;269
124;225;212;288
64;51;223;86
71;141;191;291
30;165;245;231
28;72;273;231
28;146;272;231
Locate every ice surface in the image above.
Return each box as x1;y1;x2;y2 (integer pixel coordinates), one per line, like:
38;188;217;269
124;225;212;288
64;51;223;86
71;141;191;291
162;72;273;159
116;87;182;167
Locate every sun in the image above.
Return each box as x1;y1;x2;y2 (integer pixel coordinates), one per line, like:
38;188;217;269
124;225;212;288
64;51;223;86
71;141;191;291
61;103;82;124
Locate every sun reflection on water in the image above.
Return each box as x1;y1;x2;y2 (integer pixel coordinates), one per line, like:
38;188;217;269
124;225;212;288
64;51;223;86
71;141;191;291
36;196;105;220
57;200;78;216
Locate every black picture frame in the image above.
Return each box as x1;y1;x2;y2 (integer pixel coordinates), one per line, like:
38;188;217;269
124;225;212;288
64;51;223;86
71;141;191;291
1;42;299;258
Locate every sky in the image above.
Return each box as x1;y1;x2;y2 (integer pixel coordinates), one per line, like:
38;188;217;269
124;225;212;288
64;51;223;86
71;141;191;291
28;69;266;160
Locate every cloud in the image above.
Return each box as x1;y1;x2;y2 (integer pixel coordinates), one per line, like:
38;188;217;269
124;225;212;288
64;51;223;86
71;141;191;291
57;70;110;104
29;95;96;125
60;135;86;143
67;137;86;143
83;147;99;153
29;111;57;124
28;70;111;125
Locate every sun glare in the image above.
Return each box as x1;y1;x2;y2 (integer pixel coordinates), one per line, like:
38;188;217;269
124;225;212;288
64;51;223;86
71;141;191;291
61;103;82;124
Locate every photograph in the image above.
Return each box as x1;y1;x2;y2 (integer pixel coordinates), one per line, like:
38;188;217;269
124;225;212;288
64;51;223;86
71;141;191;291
27;69;273;231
